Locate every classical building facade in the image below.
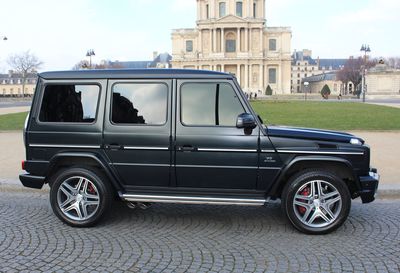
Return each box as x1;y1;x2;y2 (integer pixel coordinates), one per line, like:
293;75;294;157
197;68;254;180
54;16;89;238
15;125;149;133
0;71;37;97
366;63;400;95
171;0;292;95
291;49;347;93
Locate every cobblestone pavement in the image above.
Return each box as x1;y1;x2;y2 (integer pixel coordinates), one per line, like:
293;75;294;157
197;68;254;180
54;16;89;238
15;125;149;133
0;190;399;273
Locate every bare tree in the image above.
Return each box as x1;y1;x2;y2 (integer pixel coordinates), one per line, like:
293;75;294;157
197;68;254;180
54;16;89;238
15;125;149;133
336;57;376;94
72;60;90;70
7;51;42;97
72;59;124;70
385;57;400;69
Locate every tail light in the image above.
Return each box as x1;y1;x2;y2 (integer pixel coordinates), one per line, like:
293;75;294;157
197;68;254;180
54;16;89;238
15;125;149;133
21;160;26;170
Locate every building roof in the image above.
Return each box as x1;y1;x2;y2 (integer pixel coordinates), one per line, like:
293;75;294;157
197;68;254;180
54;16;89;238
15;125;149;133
39;69;232;80
302;72;337;83
318;59;347;70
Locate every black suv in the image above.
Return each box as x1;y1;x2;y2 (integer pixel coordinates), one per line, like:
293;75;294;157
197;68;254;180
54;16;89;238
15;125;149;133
20;69;379;234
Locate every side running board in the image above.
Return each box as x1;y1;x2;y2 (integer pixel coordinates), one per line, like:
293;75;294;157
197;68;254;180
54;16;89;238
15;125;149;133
119;193;267;206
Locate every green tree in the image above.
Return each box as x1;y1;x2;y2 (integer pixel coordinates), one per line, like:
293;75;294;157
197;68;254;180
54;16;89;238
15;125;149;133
321;84;331;99
265;85;273;96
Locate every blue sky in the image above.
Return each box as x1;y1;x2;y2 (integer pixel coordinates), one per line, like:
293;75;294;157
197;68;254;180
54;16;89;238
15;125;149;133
0;0;398;72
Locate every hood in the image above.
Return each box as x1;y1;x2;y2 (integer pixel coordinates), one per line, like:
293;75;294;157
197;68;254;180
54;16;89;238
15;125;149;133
266;125;364;144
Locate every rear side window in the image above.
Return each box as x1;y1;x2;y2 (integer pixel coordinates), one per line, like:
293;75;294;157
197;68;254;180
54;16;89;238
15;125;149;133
181;83;245;126
111;83;168;125
39;84;100;123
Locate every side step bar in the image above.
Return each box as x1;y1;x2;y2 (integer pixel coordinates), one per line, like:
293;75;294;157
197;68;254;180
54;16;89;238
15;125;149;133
119;193;267;206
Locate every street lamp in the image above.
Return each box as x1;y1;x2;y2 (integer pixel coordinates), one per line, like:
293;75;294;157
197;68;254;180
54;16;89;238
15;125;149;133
360;44;371;103
86;49;95;68
304;81;309;101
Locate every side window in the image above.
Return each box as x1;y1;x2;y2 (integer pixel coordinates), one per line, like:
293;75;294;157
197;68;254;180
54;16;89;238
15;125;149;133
111;83;168;125
181;82;245;127
39;84;100;123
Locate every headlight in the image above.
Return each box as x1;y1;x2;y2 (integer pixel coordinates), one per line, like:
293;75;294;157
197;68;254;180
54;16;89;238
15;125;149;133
350;138;362;145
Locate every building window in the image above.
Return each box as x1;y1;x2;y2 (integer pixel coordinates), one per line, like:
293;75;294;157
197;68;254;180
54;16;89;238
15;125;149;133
206;4;209;19
186;40;193;52
253;2;257;18
236;2;243;17
305;67;307;71
269;39;277;51
269;68;277;84
297;73;300;77
181;83;244;127
112;83;168;125
305;73;307;77
297;80;300;84
219;2;226;17
297;67;300;71
226;40;236;52
39;84;100;123
297;86;300;92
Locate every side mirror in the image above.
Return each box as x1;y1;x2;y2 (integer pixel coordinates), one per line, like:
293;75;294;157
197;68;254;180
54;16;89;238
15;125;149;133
236;113;257;129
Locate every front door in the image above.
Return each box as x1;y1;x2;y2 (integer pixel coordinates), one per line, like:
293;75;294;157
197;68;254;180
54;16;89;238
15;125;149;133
175;80;259;190
103;79;172;187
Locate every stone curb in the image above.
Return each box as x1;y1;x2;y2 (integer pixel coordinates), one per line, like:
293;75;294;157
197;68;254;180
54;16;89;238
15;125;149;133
1;181;399;200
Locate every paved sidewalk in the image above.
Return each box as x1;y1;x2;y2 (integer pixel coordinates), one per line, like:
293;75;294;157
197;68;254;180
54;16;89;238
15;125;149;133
367;102;400;109
0;106;30;115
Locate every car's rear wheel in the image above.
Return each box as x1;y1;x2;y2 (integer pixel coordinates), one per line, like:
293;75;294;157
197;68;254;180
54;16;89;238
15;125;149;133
282;169;351;234
49;167;113;227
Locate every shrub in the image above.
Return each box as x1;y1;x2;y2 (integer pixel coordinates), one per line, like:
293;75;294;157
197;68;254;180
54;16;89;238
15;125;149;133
321;84;331;99
265;85;273;96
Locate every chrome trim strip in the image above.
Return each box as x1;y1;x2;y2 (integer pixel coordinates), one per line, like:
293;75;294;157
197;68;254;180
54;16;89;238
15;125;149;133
112;163;170;167
197;148;257;152
277;150;364;155
29;144;101;149
120;193;266;206
124;146;169;151
176;164;257;169
261;149;276;153
259;167;281;170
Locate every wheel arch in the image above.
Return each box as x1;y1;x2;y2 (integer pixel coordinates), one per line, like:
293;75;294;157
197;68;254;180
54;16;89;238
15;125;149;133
269;156;360;199
46;152;123;192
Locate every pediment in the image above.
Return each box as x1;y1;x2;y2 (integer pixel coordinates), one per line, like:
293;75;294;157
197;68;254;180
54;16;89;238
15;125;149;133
216;15;247;23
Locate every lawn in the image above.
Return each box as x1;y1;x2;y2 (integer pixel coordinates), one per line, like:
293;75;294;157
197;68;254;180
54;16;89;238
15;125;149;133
0;112;29;131
251;101;400;131
0;101;399;131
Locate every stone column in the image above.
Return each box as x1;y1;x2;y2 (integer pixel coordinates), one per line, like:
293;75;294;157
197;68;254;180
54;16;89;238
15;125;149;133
237;28;241;52
245;64;249;91
249;28;252;52
249;64;253;89
221;64;225;72
259;64;263;90
221;28;225;53
197;0;201;20
209;29;212;53
260;28;263;55
236;64;241;85
213;28;217;53
198;29;202;53
245;28;248;52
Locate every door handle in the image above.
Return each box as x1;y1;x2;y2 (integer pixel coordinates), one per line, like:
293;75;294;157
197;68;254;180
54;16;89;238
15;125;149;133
177;145;197;152
105;144;123;150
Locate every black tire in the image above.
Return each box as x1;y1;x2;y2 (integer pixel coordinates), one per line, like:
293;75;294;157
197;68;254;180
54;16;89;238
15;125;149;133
282;169;351;235
49;167;113;227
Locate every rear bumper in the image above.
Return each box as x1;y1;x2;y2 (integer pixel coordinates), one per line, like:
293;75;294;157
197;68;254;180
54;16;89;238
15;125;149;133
19;173;45;189
358;169;379;203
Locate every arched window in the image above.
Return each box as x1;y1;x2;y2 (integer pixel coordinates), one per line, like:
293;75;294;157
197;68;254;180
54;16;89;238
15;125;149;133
236;2;243;17
225;32;236;52
219;2;226;17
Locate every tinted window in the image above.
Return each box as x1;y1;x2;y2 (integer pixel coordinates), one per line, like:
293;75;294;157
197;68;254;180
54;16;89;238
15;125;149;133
181;83;245;126
112;83;168;125
39;84;99;123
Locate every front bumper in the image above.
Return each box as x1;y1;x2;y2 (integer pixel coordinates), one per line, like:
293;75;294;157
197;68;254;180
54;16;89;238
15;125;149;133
19;173;45;189
358;169;379;203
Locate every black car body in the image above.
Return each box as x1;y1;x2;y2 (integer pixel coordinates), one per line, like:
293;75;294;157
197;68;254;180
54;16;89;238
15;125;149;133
20;69;379;234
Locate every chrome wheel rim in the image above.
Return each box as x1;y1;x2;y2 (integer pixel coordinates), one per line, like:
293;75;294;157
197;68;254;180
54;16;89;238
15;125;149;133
57;176;100;221
293;180;342;228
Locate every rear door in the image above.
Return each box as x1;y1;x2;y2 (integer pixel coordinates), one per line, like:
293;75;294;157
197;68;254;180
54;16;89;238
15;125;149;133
174;79;259;190
103;79;172;188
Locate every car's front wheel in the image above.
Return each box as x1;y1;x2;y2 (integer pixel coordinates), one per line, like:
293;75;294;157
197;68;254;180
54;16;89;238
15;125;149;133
49;167;113;227
282;170;351;234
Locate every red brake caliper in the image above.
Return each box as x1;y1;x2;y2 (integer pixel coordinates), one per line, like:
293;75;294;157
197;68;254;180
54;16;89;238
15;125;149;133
87;184;95;194
298;187;310;214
